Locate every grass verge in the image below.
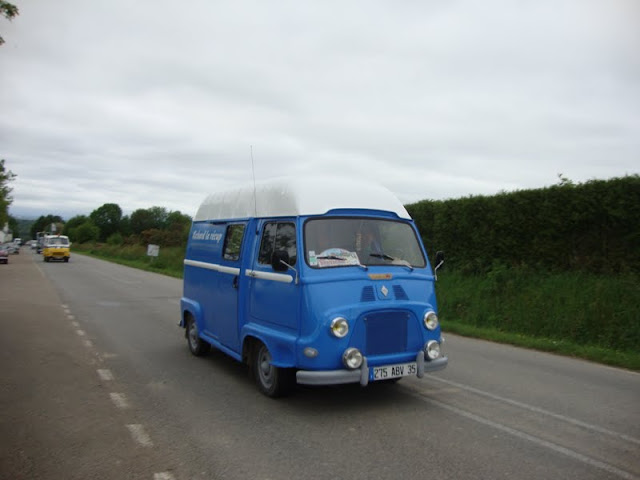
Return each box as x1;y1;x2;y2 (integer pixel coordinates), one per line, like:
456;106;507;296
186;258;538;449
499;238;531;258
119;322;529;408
73;243;184;278
443;320;640;371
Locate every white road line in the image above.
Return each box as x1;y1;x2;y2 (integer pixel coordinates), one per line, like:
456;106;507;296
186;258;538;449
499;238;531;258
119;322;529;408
408;388;639;480
126;424;153;447
75;329;86;336
67;314;75;320
71;321;80;328
109;392;129;409
154;473;176;480
83;339;93;348
427;375;640;446
97;369;114;381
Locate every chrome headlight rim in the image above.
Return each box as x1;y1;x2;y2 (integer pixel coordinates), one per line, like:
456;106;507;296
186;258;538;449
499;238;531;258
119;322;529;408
342;347;363;369
425;340;441;360
330;317;349;338
423;311;439;331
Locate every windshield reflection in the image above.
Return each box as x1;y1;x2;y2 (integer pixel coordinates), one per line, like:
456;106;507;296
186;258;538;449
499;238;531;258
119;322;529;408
304;218;426;268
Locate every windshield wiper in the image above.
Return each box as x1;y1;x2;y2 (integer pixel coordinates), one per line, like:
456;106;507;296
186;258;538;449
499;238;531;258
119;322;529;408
369;253;414;271
317;255;346;260
369;253;395;261
317;254;368;270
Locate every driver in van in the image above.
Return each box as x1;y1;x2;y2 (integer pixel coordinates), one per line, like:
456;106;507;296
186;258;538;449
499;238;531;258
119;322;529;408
357;225;382;261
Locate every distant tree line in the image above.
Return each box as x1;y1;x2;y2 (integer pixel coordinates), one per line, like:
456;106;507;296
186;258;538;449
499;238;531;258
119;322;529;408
29;204;192;247
406;175;640;275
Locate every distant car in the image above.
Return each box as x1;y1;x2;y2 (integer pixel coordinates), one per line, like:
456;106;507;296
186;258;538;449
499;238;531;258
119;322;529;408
0;245;8;264
4;243;17;255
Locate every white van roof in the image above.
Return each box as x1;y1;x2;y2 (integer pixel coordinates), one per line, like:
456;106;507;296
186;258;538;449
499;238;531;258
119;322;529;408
194;176;411;221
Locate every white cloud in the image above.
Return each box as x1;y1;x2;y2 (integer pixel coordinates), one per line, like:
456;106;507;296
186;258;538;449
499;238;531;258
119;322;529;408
1;0;638;220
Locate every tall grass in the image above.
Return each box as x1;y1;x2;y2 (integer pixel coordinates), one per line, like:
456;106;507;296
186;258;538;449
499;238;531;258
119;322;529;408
73;242;185;278
437;266;640;369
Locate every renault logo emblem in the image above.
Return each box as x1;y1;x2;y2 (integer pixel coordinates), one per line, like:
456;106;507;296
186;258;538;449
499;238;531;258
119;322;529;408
381;285;389;297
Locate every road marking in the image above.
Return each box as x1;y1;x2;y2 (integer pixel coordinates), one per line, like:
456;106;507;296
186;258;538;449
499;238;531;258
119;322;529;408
83;339;93;348
408;387;639;480
154;473;176;480
75;329;86;336
126;424;153;447
427;375;640;446
97;369;114;381
67;314;75;320
109;393;129;409
71;321;80;327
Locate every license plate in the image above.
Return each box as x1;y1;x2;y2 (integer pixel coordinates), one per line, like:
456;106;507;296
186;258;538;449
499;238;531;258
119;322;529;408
372;362;417;381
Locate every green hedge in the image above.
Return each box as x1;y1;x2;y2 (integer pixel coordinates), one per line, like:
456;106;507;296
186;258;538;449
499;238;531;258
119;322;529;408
407;175;640;275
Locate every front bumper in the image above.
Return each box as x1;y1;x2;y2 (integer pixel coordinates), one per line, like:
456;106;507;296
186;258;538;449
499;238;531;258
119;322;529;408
296;351;448;387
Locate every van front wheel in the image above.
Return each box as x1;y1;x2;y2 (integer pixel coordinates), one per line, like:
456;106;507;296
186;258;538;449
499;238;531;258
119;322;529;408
253;343;294;398
186;317;210;356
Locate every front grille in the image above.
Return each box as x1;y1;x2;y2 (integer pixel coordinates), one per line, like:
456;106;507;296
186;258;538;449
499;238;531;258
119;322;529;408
364;311;408;355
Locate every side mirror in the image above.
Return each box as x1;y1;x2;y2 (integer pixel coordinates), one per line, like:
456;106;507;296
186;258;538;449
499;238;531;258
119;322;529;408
434;251;445;280
271;250;290;272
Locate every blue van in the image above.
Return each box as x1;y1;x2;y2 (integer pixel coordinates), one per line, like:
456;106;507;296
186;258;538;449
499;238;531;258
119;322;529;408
180;177;447;396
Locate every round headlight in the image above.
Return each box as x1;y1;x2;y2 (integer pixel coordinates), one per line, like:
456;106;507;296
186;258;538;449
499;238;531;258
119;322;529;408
425;340;441;360
342;348;363;369
423;311;439;330
330;317;349;338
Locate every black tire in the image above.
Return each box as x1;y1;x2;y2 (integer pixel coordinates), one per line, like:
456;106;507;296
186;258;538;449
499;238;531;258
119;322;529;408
64;257;69;263
186;316;210;356
252;343;295;398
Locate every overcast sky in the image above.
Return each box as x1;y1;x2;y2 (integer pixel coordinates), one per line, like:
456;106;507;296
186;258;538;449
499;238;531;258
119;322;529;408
1;0;638;220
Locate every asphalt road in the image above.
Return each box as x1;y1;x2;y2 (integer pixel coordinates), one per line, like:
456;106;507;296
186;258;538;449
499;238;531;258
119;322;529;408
1;250;639;480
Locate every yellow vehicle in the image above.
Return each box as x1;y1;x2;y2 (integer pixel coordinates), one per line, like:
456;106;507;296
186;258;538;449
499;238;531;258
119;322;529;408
42;235;71;263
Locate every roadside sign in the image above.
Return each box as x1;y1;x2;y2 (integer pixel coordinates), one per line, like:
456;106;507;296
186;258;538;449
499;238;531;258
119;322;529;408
147;244;160;257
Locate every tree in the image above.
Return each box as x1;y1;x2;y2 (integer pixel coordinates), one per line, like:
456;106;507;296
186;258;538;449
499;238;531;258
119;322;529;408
0;159;16;227
0;1;19;46
7;214;18;237
71;221;100;244
90;203;122;241
63;215;89;236
130;206;168;234
30;214;63;238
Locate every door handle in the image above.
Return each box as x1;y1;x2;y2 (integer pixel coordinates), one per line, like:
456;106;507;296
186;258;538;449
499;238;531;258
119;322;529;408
232;276;239;289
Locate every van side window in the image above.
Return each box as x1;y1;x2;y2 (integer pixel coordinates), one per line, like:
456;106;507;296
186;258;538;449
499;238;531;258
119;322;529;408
223;224;245;261
258;222;297;266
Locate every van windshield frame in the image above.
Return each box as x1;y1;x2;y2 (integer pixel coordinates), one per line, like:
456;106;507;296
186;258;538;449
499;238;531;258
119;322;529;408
304;217;426;269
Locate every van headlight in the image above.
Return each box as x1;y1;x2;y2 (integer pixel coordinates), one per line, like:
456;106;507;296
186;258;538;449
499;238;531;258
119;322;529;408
330;317;349;338
425;340;441;360
423;311;439;330
342;348;363;369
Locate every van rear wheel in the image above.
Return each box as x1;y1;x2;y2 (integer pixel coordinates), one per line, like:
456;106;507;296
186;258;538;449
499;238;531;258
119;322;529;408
186;317;210;356
253;343;294;398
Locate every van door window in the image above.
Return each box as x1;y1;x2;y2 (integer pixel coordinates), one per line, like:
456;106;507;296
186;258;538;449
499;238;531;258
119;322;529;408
223;224;245;261
258;222;297;266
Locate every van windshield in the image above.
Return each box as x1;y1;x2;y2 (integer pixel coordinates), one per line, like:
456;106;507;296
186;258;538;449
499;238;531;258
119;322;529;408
304;218;426;268
46;237;69;246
